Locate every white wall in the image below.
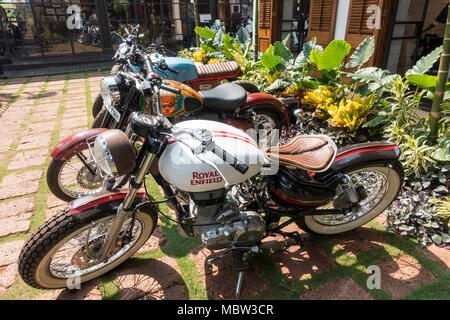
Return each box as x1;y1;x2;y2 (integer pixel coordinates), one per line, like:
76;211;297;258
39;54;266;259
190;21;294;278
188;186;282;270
334;0;350;40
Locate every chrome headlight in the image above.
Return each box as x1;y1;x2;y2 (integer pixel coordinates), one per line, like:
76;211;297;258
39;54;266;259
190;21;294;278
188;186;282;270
92;130;136;176
100;76;121;107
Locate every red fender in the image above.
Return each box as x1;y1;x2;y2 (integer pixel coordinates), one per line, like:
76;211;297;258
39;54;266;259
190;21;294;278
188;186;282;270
238;93;290;129
68;191;147;216
50;128;107;160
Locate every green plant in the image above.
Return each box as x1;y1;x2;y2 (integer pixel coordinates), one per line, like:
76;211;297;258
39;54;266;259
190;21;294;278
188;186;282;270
431;197;450;228
385;166;450;248
397;134;436;178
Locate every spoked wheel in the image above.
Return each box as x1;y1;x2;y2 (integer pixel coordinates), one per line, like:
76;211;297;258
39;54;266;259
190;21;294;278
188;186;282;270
19;207;157;289
253;109;283;148
92;94;103;118
92;108;115;129
296;161;404;235
47;149;104;202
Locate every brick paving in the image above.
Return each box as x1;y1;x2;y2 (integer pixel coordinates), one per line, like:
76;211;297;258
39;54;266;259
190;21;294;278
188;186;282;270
0;73;448;300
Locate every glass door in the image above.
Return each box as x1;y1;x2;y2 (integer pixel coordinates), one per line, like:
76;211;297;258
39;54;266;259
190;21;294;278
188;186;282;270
0;0;41;57
385;0;430;75
280;0;309;55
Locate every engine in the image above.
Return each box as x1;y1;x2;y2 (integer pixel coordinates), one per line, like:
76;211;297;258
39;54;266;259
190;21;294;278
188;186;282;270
189;190;266;250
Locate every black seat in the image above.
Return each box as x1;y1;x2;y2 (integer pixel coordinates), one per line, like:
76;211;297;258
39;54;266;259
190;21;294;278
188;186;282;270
199;83;247;112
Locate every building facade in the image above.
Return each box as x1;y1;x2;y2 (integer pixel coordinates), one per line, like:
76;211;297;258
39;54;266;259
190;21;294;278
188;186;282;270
260;0;448;75
0;0;447;73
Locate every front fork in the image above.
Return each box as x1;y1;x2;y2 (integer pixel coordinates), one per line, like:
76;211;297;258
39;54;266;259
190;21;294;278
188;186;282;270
99;150;156;259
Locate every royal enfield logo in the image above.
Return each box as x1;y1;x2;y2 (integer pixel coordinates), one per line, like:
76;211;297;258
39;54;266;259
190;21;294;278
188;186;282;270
190;171;223;185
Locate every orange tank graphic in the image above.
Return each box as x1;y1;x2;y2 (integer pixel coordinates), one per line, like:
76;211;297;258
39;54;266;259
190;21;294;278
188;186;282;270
140;80;203;117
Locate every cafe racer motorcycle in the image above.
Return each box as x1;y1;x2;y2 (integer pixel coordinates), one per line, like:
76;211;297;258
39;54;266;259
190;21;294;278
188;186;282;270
19;64;404;299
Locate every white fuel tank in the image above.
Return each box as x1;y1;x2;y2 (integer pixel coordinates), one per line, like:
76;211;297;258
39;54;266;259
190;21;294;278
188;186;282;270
158;120;265;192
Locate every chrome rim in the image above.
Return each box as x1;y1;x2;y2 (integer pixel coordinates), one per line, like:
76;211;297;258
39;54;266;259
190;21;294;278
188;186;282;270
48;216;142;279
58;150;103;198
313;169;388;226
255;113;278;148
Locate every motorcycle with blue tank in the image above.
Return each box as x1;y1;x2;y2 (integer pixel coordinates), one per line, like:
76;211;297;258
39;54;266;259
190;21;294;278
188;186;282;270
92;25;262;119
19;60;404;299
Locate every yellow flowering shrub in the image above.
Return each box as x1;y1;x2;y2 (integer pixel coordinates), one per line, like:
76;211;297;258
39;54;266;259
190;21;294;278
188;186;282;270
301;86;340;113
265;71;282;84
193;49;207;63
327;94;375;136
302;87;375;136
208;58;222;64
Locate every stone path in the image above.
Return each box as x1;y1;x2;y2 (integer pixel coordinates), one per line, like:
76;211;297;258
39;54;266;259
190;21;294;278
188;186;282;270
0;73;448;300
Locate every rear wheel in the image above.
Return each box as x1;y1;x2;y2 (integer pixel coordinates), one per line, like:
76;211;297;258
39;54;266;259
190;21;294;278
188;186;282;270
19;207;157;289
296;161;404;235
251;108;283;147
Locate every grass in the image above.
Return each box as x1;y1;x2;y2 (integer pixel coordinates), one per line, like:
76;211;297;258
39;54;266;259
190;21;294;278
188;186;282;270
0;72;449;300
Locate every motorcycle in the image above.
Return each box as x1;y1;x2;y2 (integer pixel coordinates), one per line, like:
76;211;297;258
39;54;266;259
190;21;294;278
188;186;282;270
91;26;260;119
47;45;290;202
77;22;101;47
19;61;404;299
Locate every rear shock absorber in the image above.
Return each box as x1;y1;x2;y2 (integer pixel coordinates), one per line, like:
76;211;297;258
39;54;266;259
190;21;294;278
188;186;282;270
333;175;361;210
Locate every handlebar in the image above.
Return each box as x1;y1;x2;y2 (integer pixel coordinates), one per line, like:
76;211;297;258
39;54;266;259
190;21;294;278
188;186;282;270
211;144;249;175
166;66;179;75
160;84;181;94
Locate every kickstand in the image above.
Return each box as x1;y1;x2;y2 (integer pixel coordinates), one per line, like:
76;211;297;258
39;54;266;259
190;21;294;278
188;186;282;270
205;247;253;300
236;271;244;300
232;250;246;300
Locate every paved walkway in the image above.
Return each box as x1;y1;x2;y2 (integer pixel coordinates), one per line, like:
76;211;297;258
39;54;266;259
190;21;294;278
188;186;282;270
0;73;448;300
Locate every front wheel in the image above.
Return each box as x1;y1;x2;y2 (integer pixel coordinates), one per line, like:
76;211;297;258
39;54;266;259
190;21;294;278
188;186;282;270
92;94;103;118
19;206;157;289
47;149;104;202
47;144;130;202
296;161;404;235
92;108;114;129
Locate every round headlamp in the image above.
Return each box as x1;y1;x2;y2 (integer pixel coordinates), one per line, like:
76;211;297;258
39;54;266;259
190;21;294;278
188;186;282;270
100;76;121;107
92;130;136;176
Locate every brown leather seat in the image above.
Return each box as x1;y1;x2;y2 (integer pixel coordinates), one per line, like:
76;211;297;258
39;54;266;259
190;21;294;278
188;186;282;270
195;61;241;79
266;136;337;172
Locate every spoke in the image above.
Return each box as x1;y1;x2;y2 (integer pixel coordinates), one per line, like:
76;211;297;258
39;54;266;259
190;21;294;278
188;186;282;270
313;170;387;226
48;217;143;279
